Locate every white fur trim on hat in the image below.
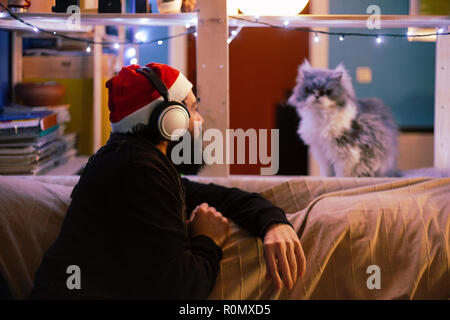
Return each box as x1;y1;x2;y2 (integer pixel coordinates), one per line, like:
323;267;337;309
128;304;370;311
111;72;193;133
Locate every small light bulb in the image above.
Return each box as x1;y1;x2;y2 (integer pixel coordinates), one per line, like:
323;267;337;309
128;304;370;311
113;43;120;50
376;36;382;44
33;27;38;32
194;32;198;37
438;28;444;34
125;47;136;59
53;32;56;35
135;31;147;42
231;30;237;36
339;35;344;41
86;46;91;53
130;58;138;65
314;34;319;43
157;40;163;45
283;20;289;27
406;31;412;36
185;23;191;29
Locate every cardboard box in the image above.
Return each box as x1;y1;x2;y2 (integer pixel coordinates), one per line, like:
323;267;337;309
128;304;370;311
23;54;116;79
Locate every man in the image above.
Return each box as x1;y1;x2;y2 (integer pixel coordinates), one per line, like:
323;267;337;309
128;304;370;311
30;63;306;299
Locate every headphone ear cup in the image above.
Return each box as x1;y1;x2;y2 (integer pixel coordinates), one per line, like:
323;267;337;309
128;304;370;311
149;101;190;141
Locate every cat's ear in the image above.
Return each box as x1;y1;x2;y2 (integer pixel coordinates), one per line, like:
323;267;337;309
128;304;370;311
330;71;343;82
296;60;312;82
331;63;347;81
334;62;347;75
301;59;312;69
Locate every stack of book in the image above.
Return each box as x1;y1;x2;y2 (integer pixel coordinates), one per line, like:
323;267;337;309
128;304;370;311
0;104;77;175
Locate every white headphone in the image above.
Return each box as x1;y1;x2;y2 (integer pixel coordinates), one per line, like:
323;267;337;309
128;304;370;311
136;67;191;141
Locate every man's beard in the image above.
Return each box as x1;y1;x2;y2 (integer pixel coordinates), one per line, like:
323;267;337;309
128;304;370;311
166;132;206;175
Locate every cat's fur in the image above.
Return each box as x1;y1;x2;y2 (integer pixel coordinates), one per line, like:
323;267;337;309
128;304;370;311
288;60;398;177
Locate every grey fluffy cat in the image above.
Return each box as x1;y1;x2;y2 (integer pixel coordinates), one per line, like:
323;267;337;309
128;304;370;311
288;60;398;177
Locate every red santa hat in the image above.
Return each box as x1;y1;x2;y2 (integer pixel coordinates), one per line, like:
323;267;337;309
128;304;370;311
106;63;193;133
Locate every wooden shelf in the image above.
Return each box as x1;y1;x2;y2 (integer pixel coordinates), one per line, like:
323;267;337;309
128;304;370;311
0;12;197;32
0;12;449;32
230;15;450;29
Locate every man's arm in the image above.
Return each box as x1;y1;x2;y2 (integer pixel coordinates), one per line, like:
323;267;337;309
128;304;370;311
182;178;306;291
117;165;223;299
181;178;292;238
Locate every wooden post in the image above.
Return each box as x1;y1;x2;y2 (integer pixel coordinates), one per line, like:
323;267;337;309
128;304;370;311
196;0;229;177
434;26;450;170
11;31;22;103
93;25;103;153
308;0;329;176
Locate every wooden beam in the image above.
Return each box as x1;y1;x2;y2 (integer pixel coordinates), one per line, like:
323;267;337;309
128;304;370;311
93;25;103;153
196;0;229;176
11;31;22;102
434;26;450;170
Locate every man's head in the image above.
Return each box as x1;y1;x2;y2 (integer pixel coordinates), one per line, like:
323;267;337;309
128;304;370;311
106;63;203;140
106;63;205;173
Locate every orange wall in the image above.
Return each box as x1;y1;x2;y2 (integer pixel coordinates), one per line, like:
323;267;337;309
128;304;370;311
188;25;309;175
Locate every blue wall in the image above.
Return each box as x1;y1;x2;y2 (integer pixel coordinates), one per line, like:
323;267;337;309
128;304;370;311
329;0;435;129
137;0;169;65
0;30;10;112
138;27;169;65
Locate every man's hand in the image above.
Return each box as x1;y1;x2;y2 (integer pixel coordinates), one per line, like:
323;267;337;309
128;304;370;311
188;203;230;247
263;223;306;290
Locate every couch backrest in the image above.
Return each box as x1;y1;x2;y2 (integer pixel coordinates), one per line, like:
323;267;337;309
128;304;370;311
0;176;73;299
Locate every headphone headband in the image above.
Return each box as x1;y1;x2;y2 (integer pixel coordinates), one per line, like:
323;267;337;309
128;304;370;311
136;67;169;102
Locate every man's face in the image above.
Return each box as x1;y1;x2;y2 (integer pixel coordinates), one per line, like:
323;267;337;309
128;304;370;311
183;90;204;135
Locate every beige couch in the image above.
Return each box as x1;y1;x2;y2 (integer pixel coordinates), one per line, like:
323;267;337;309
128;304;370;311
0;175;449;300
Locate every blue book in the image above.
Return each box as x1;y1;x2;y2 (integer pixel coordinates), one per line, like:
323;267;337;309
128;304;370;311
0;108;57;131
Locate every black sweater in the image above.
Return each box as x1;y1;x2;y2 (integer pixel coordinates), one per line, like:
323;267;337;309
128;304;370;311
30;133;290;299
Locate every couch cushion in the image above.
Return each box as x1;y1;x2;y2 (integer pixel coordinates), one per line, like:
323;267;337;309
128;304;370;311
0;176;72;299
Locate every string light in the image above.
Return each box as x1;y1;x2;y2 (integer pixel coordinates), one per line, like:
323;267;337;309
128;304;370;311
86;45;91;53
229;15;450;41
157;40;163;45
339;35;344;41
130;57;138;65
0;2;448;47
0;3;194;47
134;30;148;42
125;47;136;59
113;43;120;50
185;23;191;29
314;33;319;43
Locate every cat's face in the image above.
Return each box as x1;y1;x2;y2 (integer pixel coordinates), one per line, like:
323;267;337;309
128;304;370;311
288;61;353;111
